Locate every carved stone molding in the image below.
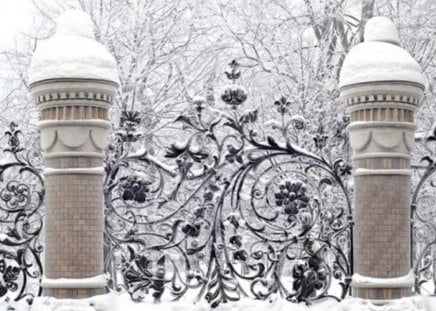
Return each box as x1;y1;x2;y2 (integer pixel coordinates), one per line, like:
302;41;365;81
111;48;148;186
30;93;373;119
339;81;425;109
349;128;415;154
39;120;110;153
343;93;420;107
44;151;104;160
352;152;411;169
30;78;118;109
35;90;114;105
44;167;104;176
354;168;411;176
40;105;108;121
352;152;411;160
349;107;414;123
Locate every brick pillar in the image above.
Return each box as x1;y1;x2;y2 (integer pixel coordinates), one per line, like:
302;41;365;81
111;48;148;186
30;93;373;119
339;17;425;302
29;11;118;299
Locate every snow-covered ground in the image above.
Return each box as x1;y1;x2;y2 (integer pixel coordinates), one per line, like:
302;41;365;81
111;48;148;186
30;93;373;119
28;292;436;311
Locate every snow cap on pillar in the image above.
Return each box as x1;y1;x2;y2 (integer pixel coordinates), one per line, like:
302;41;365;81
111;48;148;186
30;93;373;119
29;10;118;85
339;16;425;89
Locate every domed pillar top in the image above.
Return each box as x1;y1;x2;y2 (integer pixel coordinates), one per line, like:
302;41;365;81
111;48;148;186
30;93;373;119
340;16;425;90
29;9;118;86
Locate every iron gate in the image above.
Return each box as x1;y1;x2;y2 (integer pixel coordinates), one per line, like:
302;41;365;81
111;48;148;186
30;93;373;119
103;61;354;306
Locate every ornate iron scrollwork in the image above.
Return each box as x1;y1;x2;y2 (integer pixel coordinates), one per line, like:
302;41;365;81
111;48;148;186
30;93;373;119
0;122;44;309
104;61;353;307
412;127;436;294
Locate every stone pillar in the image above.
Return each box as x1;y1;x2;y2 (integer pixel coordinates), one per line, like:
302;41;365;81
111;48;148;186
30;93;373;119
339;17;425;302
29;11;118;299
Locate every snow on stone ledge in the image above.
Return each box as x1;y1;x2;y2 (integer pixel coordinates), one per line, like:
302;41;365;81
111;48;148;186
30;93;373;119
29;10;118;85
41;274;108;289
351;270;415;288
339;16;425;89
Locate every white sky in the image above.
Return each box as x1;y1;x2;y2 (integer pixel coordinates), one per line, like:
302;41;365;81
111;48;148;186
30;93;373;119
0;0;34;51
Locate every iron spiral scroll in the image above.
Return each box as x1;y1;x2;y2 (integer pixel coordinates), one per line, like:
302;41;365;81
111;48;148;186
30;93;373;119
0;122;44;308
103;61;354;307
412;127;436;294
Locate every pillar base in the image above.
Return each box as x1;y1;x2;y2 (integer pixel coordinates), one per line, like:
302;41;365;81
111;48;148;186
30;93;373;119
351;270;414;303
353;287;411;303
42;274;108;299
43;287;106;299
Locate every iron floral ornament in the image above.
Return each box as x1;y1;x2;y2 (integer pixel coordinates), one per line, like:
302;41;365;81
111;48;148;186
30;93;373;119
0;257;21;297
411;131;436;294
0;122;44;309
221;60;248;109
103;61;354;307
274;180;310;223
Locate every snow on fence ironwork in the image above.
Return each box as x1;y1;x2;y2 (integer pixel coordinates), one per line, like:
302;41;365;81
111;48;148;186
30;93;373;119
103;61;354;306
0;122;44;309
411;128;436;295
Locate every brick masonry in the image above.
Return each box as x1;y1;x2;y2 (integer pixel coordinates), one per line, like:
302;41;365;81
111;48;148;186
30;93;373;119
43;288;106;299
353;174;411;278
353;288;411;301
44;173;104;279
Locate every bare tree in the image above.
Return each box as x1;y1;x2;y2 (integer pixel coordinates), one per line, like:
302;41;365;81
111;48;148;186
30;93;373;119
0;0;434;147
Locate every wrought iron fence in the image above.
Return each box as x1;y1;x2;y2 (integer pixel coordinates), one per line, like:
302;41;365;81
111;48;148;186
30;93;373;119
412;130;436;294
103;61;354;306
0;122;44;309
0;61;434;309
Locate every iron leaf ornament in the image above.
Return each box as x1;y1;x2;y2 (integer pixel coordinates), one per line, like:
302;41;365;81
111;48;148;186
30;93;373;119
0;123;44;309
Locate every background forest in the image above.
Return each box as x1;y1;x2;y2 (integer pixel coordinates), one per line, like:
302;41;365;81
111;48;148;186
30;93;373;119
0;0;434;152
